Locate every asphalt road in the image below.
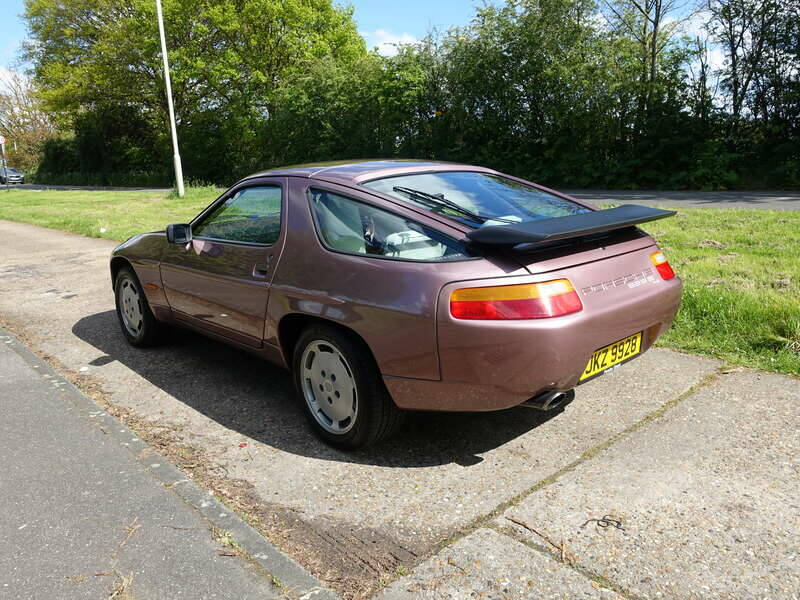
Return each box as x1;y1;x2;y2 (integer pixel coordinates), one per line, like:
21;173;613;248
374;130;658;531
12;183;173;193
11;182;800;209
1;218;798;599
564;189;800;210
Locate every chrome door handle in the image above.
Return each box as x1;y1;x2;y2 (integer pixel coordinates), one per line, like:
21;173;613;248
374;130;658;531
253;255;273;278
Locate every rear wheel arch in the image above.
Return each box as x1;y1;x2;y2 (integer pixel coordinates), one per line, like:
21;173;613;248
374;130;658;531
284;314;405;448
278;314;379;373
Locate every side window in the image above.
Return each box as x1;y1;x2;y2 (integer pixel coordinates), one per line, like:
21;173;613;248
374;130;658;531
309;190;473;262
193;186;281;245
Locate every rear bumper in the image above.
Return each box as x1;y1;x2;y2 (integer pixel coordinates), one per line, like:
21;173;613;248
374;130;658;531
385;256;682;412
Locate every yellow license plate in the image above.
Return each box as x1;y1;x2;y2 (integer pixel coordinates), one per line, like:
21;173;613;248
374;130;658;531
579;332;643;382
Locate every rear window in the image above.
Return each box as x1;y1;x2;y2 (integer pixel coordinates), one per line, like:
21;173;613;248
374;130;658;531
363;171;590;227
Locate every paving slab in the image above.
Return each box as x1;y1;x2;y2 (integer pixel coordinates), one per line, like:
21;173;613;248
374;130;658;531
500;369;800;599
379;528;622;599
0;219;721;594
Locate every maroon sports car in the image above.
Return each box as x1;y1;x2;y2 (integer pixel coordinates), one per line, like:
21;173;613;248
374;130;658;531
110;160;681;448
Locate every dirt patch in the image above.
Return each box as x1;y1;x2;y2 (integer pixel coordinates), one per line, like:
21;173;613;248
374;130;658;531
137;421;421;597
698;239;726;249
0;318;420;599
771;277;792;290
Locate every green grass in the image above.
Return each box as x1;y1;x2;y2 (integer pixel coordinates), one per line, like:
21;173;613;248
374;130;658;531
0;187;220;241
0;188;797;376
643;208;800;376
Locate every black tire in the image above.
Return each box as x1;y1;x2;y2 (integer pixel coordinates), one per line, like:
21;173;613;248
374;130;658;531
114;266;161;347
292;324;405;449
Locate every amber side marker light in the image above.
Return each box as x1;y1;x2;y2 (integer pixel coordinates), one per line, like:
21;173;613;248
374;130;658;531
650;250;676;280
450;279;583;320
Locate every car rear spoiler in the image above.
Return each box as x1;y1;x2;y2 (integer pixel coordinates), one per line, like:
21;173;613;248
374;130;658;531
465;204;676;246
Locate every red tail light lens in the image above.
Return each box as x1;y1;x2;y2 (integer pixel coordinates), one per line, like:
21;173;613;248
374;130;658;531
650;250;675;280
450;279;583;320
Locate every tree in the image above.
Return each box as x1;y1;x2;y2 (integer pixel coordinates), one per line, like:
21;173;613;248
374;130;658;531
0;70;57;171
23;0;366;182
19;0;800;189
707;0;782;120
602;0;691;134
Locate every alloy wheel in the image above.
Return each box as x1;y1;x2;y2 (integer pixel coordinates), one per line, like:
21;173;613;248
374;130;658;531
300;340;359;434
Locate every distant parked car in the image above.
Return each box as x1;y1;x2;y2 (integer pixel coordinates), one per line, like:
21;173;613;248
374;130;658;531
110;160;682;448
0;167;25;184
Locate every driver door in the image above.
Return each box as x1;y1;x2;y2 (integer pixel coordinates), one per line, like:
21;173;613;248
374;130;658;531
160;180;285;348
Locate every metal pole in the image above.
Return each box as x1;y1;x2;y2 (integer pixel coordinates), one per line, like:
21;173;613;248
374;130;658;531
155;0;185;197
1;144;8;193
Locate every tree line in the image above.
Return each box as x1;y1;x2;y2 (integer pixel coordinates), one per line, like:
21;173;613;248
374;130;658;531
6;0;800;189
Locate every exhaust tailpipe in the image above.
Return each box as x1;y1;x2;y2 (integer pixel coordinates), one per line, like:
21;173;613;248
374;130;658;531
520;389;575;411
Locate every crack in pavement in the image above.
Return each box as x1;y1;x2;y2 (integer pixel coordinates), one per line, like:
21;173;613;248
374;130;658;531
399;370;724;597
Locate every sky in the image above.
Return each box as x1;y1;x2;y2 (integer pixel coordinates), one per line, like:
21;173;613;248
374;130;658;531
0;0;28;70
0;0;721;81
0;0;487;70
352;0;488;55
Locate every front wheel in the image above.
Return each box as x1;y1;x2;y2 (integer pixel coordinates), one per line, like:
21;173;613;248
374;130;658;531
114;266;161;347
292;325;404;449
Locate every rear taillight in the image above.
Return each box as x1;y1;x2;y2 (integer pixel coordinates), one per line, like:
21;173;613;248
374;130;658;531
450;279;583;320
650;250;675;280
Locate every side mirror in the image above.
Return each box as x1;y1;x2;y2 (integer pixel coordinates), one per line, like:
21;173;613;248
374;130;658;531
166;223;192;244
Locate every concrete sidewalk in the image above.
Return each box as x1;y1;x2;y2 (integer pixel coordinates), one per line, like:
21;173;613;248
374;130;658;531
380;367;800;598
0;330;335;600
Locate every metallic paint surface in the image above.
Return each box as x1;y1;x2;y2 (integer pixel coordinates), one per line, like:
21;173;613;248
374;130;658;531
419;246;681;411
266;177;530;380
159;178;288;347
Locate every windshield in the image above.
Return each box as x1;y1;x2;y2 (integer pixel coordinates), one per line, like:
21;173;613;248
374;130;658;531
363;171;590;227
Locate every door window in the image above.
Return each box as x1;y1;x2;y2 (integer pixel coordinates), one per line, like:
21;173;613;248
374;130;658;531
193;186;282;245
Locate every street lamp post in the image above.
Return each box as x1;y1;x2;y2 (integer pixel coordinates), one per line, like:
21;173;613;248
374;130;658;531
155;0;185;197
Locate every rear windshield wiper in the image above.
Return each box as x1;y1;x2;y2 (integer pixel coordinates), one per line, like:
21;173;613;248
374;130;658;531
391;186;515;225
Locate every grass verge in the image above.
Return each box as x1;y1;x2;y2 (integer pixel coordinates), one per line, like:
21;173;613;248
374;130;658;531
643;208;800;376
0;188;797;376
0;186;220;241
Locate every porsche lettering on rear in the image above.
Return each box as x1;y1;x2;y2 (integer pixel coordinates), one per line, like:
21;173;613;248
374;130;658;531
580;268;658;296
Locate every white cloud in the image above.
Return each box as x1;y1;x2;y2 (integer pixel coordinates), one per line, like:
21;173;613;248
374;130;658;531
360;29;418;57
672;9;726;73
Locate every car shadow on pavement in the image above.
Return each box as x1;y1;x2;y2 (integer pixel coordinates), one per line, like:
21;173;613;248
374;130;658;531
73;311;566;467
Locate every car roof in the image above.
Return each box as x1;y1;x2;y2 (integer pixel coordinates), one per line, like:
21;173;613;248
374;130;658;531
240;159;498;186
